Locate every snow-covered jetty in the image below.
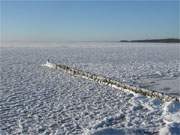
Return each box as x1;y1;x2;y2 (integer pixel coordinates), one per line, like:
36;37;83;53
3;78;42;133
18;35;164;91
43;62;179;102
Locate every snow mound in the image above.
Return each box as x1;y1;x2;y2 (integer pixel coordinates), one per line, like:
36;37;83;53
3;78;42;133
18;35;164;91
41;61;56;69
159;123;180;135
163;99;180;124
159;99;180;135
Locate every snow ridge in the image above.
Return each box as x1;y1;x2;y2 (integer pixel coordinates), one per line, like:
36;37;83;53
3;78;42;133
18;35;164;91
43;62;179;102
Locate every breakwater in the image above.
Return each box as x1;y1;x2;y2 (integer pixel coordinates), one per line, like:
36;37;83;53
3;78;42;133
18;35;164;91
43;62;179;102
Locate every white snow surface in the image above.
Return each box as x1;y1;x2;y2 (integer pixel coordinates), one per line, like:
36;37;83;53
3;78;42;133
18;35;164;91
42;61;56;69
0;42;180;135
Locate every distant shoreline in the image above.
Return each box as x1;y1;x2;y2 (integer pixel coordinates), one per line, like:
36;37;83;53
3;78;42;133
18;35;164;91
120;38;180;43
1;38;180;44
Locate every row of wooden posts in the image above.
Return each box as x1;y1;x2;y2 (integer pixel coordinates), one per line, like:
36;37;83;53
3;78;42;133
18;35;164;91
52;63;178;102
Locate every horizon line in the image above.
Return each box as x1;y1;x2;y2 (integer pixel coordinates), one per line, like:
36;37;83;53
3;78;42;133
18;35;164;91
1;37;180;43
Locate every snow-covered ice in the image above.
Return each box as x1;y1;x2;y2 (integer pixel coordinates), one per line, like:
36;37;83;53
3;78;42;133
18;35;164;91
0;42;180;134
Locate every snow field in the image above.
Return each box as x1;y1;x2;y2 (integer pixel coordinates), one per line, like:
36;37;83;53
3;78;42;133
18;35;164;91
0;42;180;134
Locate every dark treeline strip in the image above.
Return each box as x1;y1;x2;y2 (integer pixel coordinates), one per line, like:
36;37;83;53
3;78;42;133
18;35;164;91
120;38;180;43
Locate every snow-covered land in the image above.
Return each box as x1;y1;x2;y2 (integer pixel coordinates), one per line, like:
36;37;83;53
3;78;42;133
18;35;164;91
0;42;180;134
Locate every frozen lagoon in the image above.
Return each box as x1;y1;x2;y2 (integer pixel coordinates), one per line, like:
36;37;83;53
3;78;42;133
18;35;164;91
0;42;180;134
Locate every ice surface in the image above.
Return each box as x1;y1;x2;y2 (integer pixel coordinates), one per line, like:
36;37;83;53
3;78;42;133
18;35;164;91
0;42;180;134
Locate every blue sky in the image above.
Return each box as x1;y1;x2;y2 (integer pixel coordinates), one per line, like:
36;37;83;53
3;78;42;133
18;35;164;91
1;1;179;41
